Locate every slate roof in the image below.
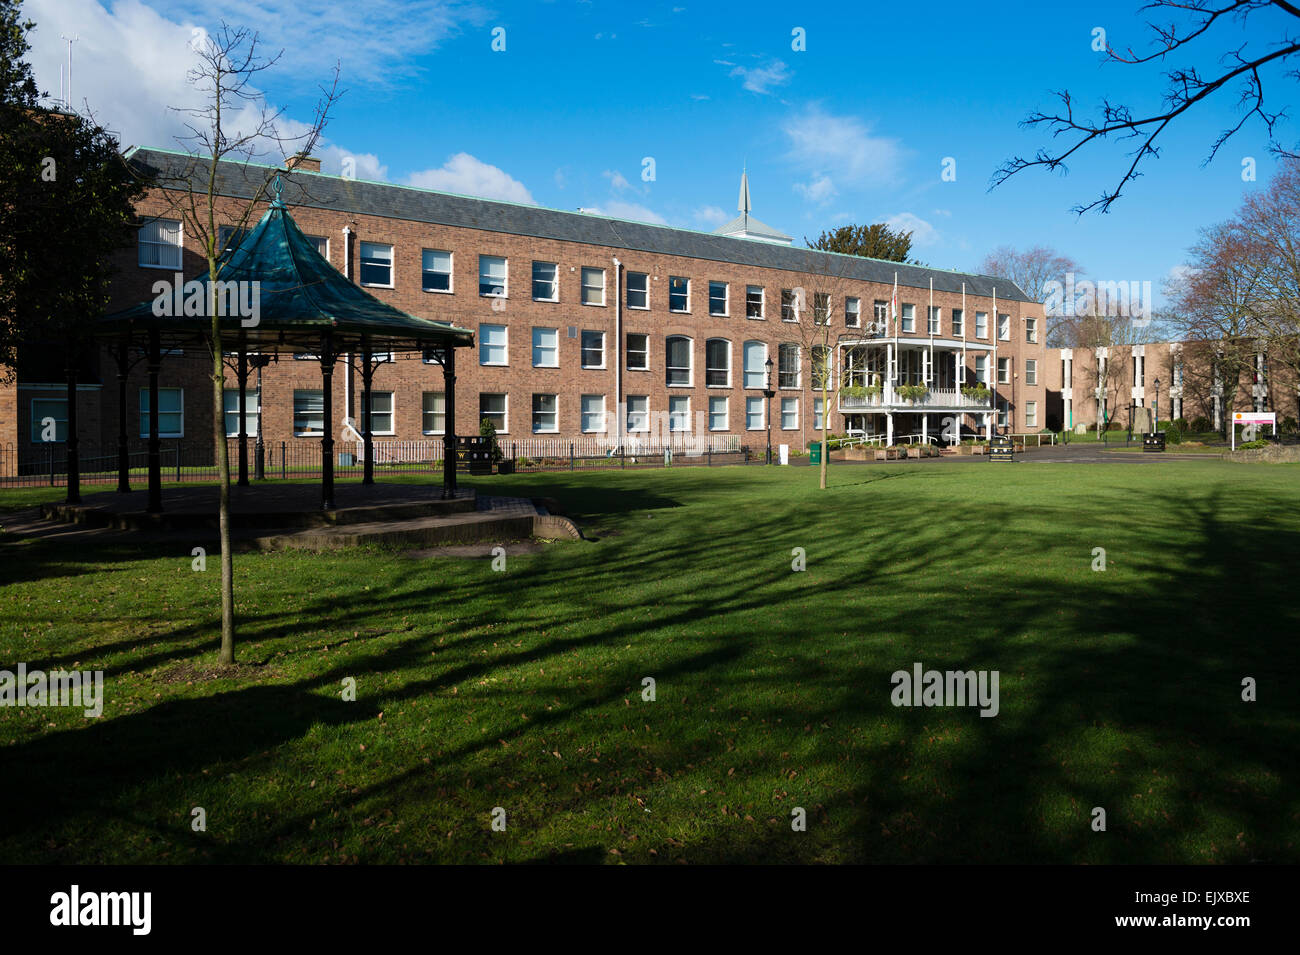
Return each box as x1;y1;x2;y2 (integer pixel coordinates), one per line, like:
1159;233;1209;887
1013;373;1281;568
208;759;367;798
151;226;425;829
125;147;1035;304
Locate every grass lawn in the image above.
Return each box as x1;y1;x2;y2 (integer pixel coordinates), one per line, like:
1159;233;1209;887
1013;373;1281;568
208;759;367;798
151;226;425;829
1;460;1297;864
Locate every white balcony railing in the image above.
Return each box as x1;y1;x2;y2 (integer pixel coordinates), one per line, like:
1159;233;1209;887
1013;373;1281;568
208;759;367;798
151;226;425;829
838;385;993;412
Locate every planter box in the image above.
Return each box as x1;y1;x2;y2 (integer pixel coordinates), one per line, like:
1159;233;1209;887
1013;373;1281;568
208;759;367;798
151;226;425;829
842;447;871;461
939;446;960;456
904;447;927;458
875;448;900;461
970;444;987;455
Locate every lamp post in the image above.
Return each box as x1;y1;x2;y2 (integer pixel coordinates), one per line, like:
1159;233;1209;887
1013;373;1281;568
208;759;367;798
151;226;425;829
763;356;775;465
1152;376;1161;432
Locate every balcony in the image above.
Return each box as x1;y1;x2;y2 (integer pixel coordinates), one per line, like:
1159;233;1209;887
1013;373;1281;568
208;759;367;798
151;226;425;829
838;384;993;412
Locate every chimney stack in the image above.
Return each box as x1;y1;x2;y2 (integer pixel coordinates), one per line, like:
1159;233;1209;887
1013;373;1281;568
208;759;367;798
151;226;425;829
286;152;321;173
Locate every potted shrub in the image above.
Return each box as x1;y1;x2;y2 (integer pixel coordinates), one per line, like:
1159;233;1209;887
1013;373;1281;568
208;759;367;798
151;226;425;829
896;383;929;404
961;383;991;402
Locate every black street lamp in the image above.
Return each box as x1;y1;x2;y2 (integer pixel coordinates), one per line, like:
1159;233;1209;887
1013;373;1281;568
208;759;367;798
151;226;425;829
1152;376;1161;432
763;356;775;465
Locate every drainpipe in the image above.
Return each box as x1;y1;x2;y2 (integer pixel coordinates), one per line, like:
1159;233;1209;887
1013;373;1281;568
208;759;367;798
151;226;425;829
613;255;622;451
341;225;357;446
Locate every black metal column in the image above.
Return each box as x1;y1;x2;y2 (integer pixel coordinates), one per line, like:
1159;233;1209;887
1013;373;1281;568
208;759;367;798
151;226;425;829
442;347;457;499
116;333;130;493
64;356;80;505
147;329;162;514
236;336;249;486
319;332;335;510
361;336;374;486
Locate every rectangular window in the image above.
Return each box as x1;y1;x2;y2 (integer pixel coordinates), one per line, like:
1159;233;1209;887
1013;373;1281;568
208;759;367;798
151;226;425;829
845;297;860;328
998;357;1010;385
874;300;888;331
1025;317;1038;343
668;396;691;432
708;396;728;431
366;391;394;435
928;306;941;335
997;398;1009;428
532;327;559;367
746;285;764;319
138;218;182;269
1026;400;1038;429
626;395;649;433
975;312;988;339
811;345;830;390
901;303;915;333
778;343;800;389
422;392;446;434
480;324;508;365
781;397;798;430
532;394;558;433
359;242;393;287
666;336;692;385
813;292;830;325
781;289;796;322
952;308;965;337
581;266;605;306
813;397;825;431
581;395;605;433
31;397;67;442
223;389;259;437
745;396;764;431
140;387;184;438
998;313;1010;341
422;249;453;293
627;333;649;370
706;339;730;387
479;255;507;297
293;390;323;436
581;330;605;368
669;276;689;312
975;355;988;385
709;281;728;316
1025;359;1038;386
307;235;329;260
743;341;767;389
480;393;508;432
532;261;558;301
626;271;649;309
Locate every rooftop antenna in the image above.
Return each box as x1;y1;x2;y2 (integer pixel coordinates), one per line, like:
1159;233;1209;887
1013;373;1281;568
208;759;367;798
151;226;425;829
60;34;79;110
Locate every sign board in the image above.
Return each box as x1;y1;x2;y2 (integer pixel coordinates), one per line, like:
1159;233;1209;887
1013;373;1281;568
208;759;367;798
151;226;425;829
1231;411;1277;450
1143;431;1166;453
455;436;493;474
988;434;1014;462
778;444;789;466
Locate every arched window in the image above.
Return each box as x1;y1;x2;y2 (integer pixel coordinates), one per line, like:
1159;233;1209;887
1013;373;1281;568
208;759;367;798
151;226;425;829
705;339;731;387
666;336;693;386
743;341;768;389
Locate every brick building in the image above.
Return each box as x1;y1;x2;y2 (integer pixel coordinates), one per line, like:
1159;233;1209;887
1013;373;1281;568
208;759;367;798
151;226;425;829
4;148;1070;465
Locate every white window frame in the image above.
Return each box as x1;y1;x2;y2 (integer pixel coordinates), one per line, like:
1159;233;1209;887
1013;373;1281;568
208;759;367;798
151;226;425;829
626;333;649;371
998;313;1011;342
223;389;260;437
1026;317;1038;343
367;391;395;436
901;303;915;333
626;395;649;433
532;327;559;368
746;285;765;319
532;393;558;433
708;281;729;317
705;338;731;388
479;324;508;366
422;249;453;294
668;395;691;432
975;312;988;339
669;276;690;313
1025;359;1038;386
778;343;800;389
140;387;184;438
1026;400;1038;429
532;261;559;302
708;396;728;432
813;397;825;432
422;391;446;435
952;308;965;337
626;271;649;310
480;392;508;433
998;357;1010;385
745;396;764;431
845;297;860;328
666;335;692;386
138;218;182;270
359;242;394;288
479;255;508;298
581;394;606;433
743;340;768;390
581;330;605;369
781;396;799;430
928;306;941;335
581;266;606;306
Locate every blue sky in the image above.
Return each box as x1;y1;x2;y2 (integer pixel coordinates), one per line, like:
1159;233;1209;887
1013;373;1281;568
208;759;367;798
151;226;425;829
25;0;1298;303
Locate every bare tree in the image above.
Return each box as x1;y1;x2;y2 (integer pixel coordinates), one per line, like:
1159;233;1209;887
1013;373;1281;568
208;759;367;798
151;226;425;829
978;245;1084;346
157;24;340;664
992;1;1300;213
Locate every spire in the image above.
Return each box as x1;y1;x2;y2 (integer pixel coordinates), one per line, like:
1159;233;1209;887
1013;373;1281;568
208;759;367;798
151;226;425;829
738;165;751;216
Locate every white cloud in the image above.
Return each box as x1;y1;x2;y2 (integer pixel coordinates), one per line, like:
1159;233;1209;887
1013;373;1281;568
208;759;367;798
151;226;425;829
603;169;632;191
318;145;388;182
690;93;710;101
729;59;791;95
582;200;668;225
883;212;940;246
783;105;905;191
694;205;729;226
143;0;489;84
406;154;536;204
794;175;836;204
